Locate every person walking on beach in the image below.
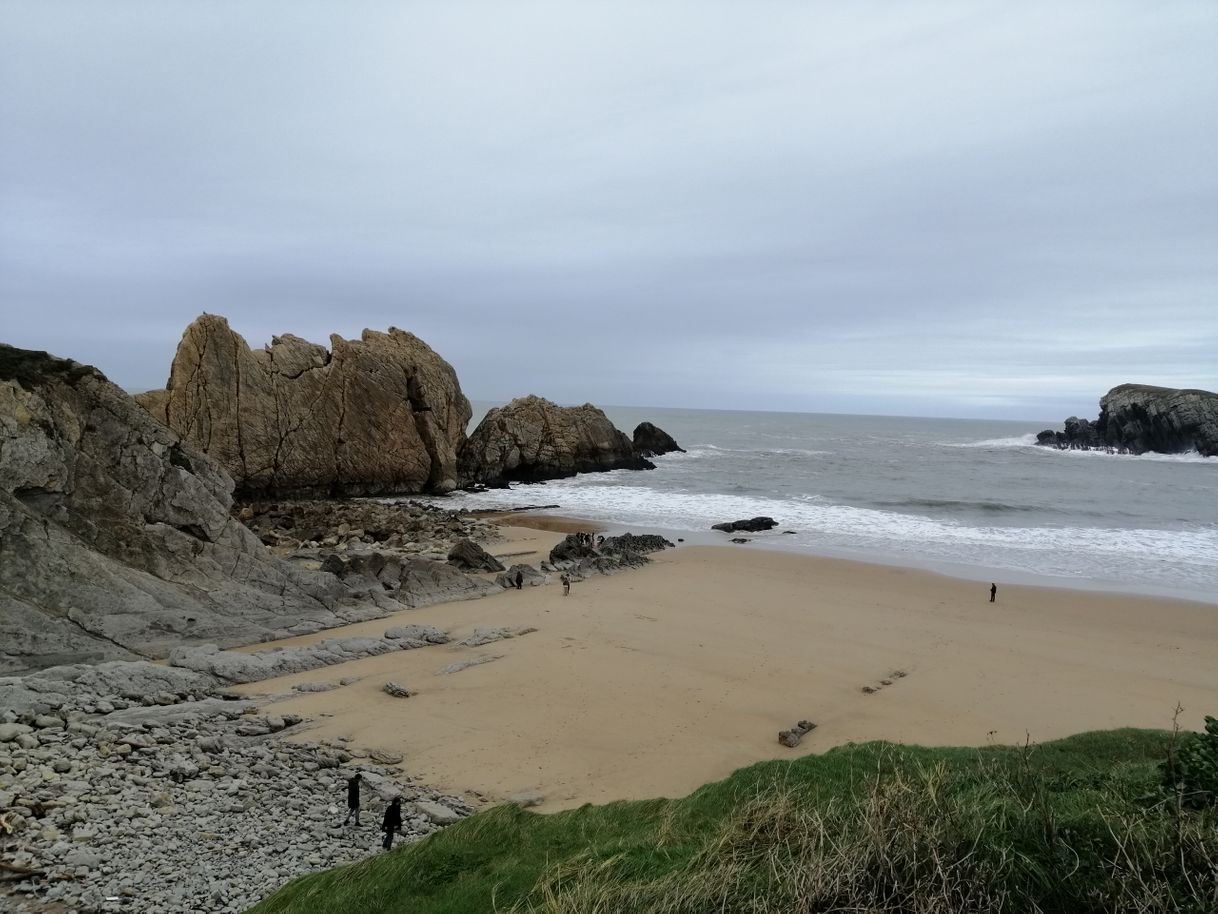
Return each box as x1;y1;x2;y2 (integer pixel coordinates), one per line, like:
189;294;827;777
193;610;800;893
342;771;362;826
514;570;523;590
561;573;570;596
990;583;997;603
381;797;403;850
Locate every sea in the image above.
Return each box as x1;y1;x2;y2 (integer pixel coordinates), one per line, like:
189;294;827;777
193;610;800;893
429;405;1218;604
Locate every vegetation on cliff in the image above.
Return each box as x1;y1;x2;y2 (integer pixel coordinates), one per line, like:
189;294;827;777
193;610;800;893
248;728;1217;914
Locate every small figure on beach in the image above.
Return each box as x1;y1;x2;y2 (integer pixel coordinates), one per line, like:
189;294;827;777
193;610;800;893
342;771;362;825
381;796;403;850
561;573;570;596
990;583;997;603
514;570;523;590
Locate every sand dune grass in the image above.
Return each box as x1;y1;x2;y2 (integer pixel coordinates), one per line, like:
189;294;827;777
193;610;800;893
248;729;1216;914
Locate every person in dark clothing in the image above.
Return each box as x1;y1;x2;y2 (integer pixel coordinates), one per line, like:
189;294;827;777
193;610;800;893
381;797;403;850
561;573;570;596
342;772;362;825
989;583;997;603
514;570;523;590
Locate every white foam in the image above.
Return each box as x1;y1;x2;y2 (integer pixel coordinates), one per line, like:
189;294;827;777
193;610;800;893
433;480;1218;594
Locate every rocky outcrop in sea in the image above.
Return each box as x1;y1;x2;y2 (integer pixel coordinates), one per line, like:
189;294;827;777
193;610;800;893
137;315;471;497
1036;384;1218;457
632;421;684;457
458;395;654;487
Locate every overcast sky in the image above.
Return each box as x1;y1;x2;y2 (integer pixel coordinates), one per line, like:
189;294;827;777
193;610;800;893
2;2;1215;420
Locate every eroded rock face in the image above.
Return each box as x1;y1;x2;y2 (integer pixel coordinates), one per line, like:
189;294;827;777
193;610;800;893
458;395;654;486
632;421;684;457
0;344;387;675
1037;385;1218;456
137;314;471;497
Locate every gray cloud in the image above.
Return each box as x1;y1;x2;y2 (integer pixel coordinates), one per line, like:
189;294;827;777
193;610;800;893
2;1;1215;419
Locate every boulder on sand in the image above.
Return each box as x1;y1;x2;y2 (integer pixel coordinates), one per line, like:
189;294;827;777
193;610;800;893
447;538;506;573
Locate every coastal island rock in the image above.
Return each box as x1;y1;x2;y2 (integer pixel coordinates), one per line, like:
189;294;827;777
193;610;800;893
457;395;654;487
1037;384;1218;456
0;344;389;675
632;421;685;457
136;314;471;497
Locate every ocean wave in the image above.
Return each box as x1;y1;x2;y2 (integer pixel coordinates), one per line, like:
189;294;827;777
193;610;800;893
870;497;1047;514
1041;448;1216;464
947;434;1039;449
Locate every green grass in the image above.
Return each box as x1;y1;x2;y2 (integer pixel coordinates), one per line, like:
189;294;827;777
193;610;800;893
249;730;1217;914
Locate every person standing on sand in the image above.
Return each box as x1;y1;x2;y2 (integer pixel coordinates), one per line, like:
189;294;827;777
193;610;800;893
990;583;997;603
381;796;403;849
561;573;570;596
342;771;362;825
514;570;523;590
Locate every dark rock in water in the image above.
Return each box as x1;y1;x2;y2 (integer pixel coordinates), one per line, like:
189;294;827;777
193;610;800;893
712;517;778;533
1037;384;1218;456
730;537;750;544
0;343;394;675
632;422;685;458
447;538;506;573
458;395;654;487
136;313;471;497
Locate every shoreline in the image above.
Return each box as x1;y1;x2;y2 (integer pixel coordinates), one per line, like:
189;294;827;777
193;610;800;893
479;507;1218;606
231;520;1218;813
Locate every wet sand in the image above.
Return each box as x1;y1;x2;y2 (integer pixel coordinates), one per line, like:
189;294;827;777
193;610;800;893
232;525;1218;811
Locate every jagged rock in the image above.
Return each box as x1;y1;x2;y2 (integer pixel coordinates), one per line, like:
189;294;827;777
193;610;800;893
383;625;450;645
447;538;506;573
0;344;388;675
454;626;537;647
1037;384;1218;456
632;422;685;457
292;681;338;693
136;314;471;497
382;682;415;698
167;637;408;684
495;563;547;589
549;535;599;564
458;395;654;486
712;517;778;533
599;533;675;556
320;551;499;607
436;654;503;675
778;720;817;748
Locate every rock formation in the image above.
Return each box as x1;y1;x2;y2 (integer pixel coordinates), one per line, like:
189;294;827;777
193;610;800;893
712;517;778;533
458;395;654;486
0;343;443;675
632;421;684;457
136;314;471;497
1037;384;1218;457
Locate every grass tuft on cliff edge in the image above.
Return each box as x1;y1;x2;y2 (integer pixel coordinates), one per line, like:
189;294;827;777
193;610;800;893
247;730;1217;914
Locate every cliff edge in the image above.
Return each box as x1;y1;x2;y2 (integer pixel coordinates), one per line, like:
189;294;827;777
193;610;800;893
1037;384;1218;456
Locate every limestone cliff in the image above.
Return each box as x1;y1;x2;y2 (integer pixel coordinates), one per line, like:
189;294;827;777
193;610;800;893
0;344;397;674
1037;384;1218;456
458;395;654;486
136;314;470;497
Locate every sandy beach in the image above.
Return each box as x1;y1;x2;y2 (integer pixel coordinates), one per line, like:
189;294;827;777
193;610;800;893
232;523;1218;812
